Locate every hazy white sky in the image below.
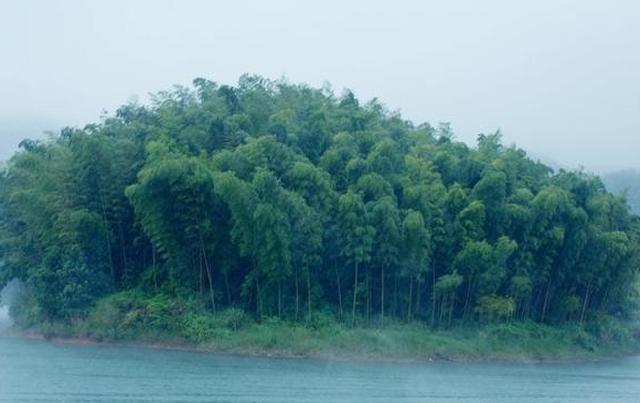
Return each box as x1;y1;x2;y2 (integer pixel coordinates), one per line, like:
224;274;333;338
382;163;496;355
1;0;639;172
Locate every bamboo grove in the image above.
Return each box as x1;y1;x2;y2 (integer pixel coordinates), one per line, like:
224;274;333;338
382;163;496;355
1;76;638;327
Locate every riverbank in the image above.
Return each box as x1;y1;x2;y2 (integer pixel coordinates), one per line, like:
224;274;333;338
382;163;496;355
6;290;639;363
8;316;640;363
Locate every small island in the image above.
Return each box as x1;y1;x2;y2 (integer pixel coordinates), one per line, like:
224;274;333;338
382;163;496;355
1;76;638;362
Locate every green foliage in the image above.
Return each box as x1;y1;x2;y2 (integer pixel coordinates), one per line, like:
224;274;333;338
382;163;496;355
1;75;638;334
181;308;248;342
79;291;249;342
603;169;640;215
218;307;248;332
26;295;640;361
476;295;515;322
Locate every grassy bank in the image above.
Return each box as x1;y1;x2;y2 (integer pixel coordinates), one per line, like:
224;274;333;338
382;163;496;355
13;291;640;362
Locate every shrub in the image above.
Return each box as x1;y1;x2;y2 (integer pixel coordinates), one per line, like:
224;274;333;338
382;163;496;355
307;311;337;331
181;313;216;342
476;295;515;322
585;315;633;344
218;307;247;331
143;294;175;329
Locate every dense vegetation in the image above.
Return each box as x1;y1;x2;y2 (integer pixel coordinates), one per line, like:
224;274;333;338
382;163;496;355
1;76;639;340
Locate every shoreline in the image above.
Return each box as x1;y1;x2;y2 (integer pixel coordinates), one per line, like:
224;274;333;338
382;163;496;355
2;329;448;363
4;323;640;365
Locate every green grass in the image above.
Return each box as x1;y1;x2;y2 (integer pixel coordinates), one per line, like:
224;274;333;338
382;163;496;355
15;291;640;362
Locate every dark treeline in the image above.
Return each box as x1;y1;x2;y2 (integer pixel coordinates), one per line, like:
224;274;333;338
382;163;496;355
1;75;639;328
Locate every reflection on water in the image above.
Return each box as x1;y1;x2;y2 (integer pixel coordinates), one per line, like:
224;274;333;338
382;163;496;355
0;336;639;402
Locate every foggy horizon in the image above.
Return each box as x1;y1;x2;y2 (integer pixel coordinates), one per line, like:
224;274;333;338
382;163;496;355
3;3;640;401
1;0;639;174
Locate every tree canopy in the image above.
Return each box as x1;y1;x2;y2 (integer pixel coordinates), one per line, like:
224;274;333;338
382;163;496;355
1;75;638;328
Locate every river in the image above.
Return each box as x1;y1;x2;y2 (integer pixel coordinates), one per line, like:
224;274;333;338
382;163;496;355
0;335;639;402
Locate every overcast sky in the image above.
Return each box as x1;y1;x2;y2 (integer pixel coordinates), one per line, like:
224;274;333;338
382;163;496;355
1;0;639;173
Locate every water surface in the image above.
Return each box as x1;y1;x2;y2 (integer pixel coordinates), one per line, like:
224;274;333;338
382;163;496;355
0;336;639;402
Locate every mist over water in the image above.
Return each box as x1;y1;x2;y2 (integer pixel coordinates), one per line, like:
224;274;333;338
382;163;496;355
1;337;640;402
0;304;12;332
0;279;23;331
0;309;10;333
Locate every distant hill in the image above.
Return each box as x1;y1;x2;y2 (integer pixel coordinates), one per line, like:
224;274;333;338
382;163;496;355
0;118;54;162
602;170;640;215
